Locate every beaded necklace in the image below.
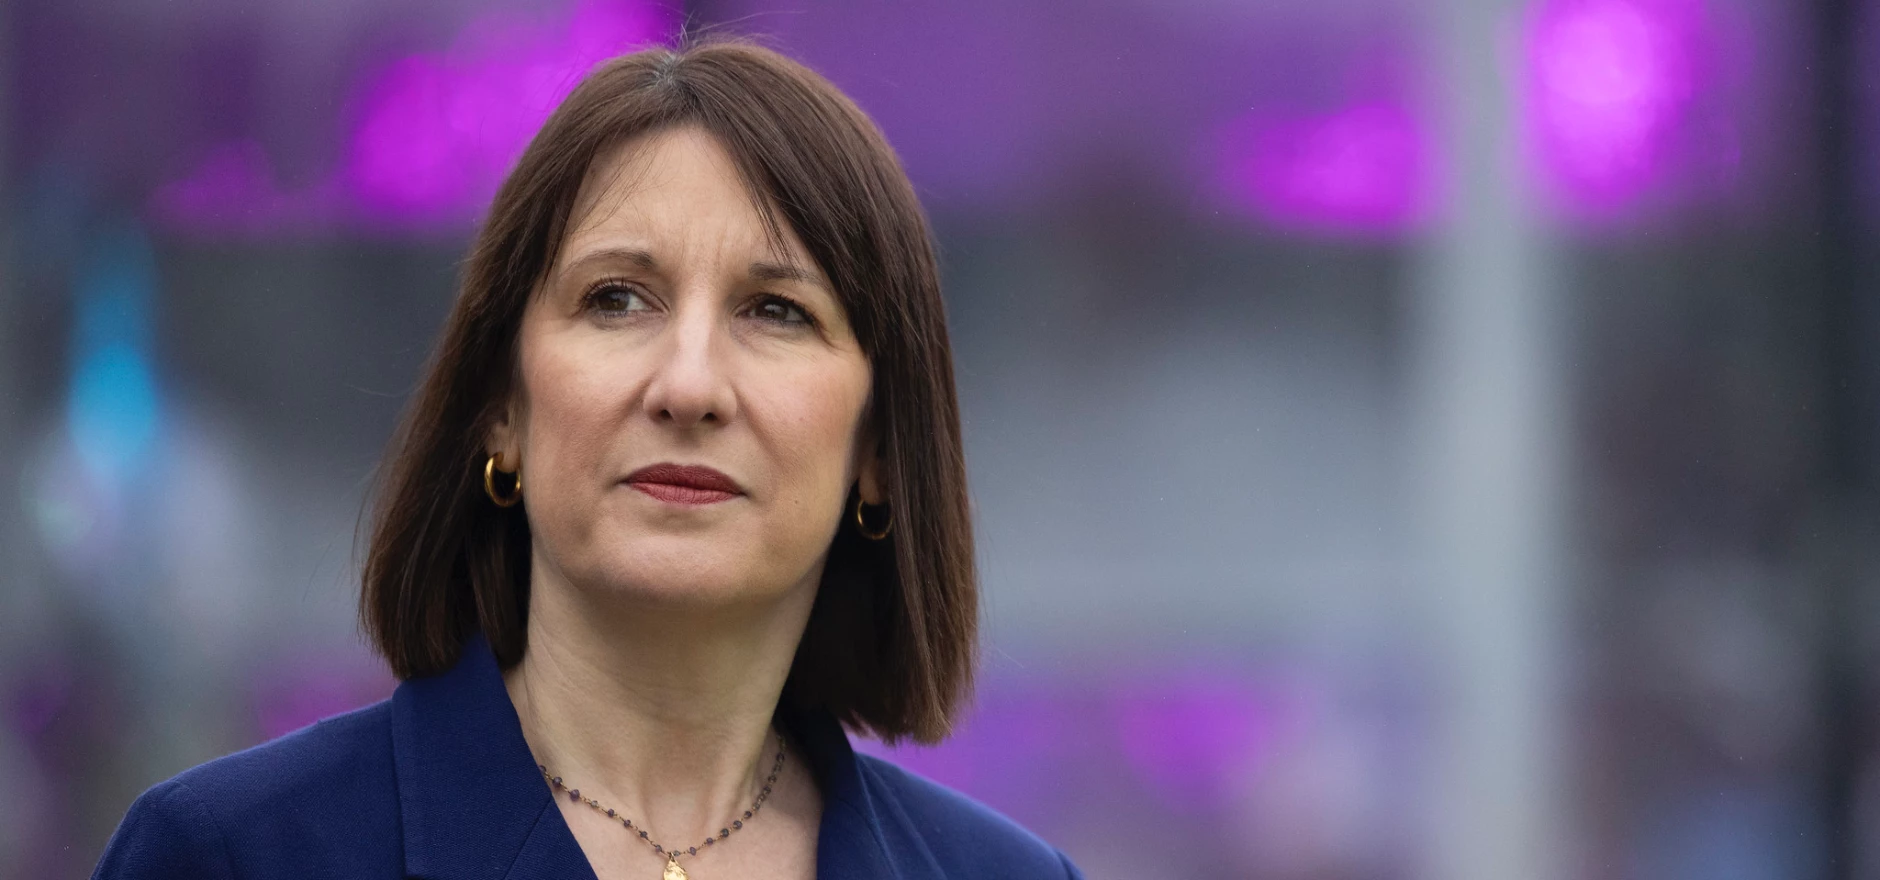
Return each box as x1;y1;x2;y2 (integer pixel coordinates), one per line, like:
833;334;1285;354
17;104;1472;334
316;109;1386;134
539;729;787;880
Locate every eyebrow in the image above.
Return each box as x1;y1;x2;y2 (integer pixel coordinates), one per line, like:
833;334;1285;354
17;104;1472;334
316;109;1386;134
561;247;827;290
748;260;824;288
561;247;659;277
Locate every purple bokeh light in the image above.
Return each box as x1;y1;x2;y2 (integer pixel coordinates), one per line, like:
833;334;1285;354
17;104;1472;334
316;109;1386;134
153;0;676;234
1217;101;1434;237
8;665;74;741
1112;671;1280;813
345;0;674;225
1523;0;1705;213
854;670;1283;821
251;663;395;742
151;140;340;237
853;687;1088;816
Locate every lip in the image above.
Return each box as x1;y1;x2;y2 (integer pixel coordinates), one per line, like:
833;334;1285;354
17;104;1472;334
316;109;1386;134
623;463;743;505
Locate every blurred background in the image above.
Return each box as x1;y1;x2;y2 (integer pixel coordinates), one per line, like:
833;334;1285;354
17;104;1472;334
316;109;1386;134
2;0;1877;877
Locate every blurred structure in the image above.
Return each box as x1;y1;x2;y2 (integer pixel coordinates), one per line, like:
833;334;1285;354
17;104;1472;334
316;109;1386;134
2;0;1876;878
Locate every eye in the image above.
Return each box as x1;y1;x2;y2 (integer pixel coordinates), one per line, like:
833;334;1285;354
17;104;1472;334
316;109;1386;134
747;294;814;327
581;281;650;317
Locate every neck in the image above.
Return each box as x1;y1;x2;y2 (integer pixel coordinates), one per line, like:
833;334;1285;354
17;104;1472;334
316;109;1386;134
502;559;820;848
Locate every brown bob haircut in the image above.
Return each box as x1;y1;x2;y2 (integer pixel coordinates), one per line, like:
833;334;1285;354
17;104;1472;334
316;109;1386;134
360;38;975;744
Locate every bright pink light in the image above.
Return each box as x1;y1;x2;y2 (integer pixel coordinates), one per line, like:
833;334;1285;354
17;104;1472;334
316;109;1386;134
1525;0;1702;210
346;0;675;225
346;57;472;218
1219;102;1433;237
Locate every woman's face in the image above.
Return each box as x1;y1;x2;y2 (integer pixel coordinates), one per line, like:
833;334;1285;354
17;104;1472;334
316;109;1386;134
491;125;879;609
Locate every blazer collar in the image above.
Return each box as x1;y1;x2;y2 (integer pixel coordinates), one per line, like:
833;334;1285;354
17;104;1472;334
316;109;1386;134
776;698;904;879
390;632;589;880
390;633;904;880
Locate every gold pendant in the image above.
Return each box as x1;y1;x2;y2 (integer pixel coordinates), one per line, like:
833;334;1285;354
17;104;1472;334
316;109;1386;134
662;855;688;880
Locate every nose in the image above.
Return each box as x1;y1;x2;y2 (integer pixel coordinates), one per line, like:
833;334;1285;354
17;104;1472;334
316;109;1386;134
639;299;738;429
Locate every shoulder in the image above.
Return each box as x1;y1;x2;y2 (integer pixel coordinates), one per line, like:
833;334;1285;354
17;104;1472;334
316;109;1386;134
91;778;237;880
94;700;402;880
164;699;396;812
854;754;1083;879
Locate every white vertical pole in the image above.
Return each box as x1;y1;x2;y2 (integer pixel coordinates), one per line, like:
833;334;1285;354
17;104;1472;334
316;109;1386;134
1411;0;1570;876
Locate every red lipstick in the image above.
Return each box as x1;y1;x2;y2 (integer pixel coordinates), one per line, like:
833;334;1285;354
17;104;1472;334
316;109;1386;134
623;463;743;505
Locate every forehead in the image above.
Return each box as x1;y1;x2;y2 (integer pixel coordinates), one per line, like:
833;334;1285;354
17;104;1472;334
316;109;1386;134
558;125;809;266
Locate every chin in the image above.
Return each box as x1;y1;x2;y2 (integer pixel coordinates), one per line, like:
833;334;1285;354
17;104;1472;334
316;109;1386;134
577;535;803;608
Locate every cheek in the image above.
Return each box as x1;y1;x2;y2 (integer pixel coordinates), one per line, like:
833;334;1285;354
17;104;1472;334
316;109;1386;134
518;344;628;504
760;368;869;510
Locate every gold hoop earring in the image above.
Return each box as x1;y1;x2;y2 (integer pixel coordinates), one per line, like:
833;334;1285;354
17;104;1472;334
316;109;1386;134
852;493;891;540
484;452;522;508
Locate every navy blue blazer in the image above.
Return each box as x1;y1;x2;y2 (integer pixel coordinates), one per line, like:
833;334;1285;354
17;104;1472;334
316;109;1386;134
93;634;1082;879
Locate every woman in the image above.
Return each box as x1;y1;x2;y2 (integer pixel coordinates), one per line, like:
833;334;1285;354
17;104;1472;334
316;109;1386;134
93;39;1081;880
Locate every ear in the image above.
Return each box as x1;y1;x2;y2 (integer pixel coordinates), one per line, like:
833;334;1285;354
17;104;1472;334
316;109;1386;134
853;417;886;505
858;443;885;505
485;396;523;471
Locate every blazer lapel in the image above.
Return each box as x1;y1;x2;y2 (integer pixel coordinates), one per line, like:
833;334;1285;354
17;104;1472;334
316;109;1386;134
778;701;909;880
389;632;921;880
391;633;596;880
